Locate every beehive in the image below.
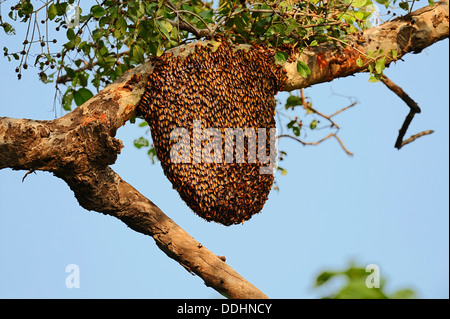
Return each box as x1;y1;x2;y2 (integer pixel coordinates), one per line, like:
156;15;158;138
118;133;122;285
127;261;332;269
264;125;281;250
137;39;287;225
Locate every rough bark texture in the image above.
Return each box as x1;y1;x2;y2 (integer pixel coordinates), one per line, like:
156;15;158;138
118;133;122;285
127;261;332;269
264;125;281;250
0;2;448;298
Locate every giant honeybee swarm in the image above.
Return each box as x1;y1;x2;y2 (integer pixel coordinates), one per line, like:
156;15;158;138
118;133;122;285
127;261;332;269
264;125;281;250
138;39;287;226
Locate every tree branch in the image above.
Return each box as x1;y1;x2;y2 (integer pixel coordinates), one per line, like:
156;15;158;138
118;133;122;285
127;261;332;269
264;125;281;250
1;1;447;299
379;75;433;149
380;75;421;114
282;0;449;91
0;62;268;299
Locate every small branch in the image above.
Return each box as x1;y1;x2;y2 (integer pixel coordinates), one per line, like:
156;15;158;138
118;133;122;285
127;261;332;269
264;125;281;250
305;104;340;129
279;133;354;156
380;75;421;114
22;169;36;182
394;109;416;149
164;0;211;38
166;19;210;38
329;101;357;118
174;10;212;33
401;129;435;148
297;89;355;129
380;75;433;150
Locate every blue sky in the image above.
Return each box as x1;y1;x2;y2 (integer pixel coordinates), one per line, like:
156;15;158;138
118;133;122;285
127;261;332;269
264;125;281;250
0;3;448;298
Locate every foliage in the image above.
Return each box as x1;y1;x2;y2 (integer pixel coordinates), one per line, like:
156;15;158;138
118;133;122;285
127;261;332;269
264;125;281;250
1;0;414;105
0;0;425;161
315;262;417;299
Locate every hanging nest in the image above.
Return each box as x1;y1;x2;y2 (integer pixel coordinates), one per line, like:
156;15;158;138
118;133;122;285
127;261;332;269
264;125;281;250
137;39;287;226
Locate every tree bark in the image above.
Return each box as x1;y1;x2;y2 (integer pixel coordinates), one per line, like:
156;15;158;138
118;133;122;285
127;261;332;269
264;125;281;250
0;1;448;299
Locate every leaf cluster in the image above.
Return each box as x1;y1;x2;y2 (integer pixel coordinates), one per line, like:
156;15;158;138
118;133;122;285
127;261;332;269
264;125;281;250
315;262;417;299
1;0;388;109
0;0;419;162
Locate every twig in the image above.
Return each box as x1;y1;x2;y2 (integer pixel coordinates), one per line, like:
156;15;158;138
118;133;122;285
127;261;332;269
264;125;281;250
401;130;435;148
300;88;306;105
166;19;210;38
380;75;432;149
174;10;212;33
380;75;421;113
329;101;357;118
164;0;211;38
22;169;36;182
279;133;354;156
305;104;340;129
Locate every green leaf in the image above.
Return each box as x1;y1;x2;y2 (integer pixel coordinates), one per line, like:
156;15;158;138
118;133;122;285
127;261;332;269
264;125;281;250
287;119;296;128
156;44;164;57
160;20;173;34
274;51;289;64
134;137;149;149
428;0;435;6
375;58;385;74
284;18;300;34
292;126;300;136
315;271;337;287
351;0;368;8
199;10;214;22
1;22;16;35
368;74;380;83
399;1;409;11
310;119;318;130
73;88;94;106
285;95;303;109
91;5;106;19
356;56;363;67
39;72;48;83
147;146;157;164
66;28;75;40
390;49;398;59
156;20;171;39
48;3;57;20
132;45;145;63
62;89;74;111
115;17;128;38
355;11;366;21
296;61;311;78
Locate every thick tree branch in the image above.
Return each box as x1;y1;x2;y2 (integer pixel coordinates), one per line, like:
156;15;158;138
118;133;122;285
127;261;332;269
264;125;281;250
0;63;268;299
283;1;449;91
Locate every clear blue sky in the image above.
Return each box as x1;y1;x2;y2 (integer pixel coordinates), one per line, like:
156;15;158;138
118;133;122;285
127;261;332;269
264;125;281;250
0;3;448;298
